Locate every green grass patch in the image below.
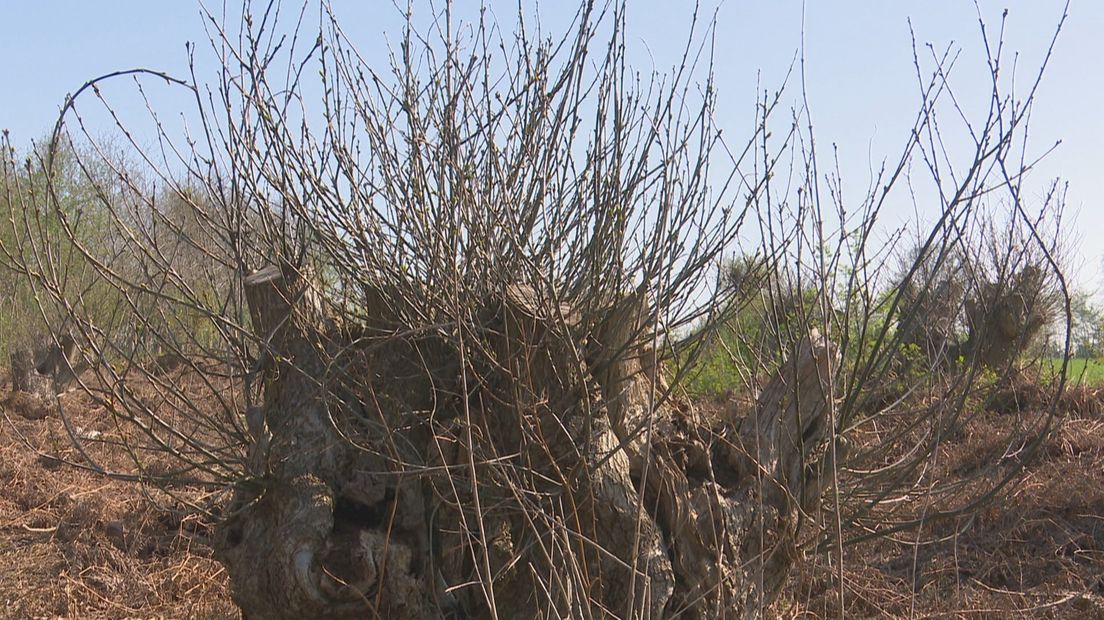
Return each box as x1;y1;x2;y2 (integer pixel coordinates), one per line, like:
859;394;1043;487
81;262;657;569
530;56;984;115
680;345;744;400
1043;357;1104;386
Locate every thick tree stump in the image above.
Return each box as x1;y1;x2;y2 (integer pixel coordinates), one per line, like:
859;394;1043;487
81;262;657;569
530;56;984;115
9;346;52;397
215;269;842;619
9;333;81;398
963;266;1050;370
217;265;437;619
5;335;75;420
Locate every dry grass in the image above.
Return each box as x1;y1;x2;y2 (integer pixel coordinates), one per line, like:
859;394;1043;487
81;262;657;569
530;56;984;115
0;372;235;620
3;364;1104;618
780;391;1104;619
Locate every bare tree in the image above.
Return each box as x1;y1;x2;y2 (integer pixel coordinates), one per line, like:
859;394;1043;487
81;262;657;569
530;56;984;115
0;1;1072;617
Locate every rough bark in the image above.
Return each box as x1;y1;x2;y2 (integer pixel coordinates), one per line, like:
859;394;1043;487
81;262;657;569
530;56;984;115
962;266;1051;370
217;265;438;619
9;346;52;396
8;332;81;398
215;268;842;619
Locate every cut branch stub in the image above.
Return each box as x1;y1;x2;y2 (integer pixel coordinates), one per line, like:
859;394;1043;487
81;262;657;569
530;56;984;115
743;328;840;511
736;328;842;607
217;264;436;619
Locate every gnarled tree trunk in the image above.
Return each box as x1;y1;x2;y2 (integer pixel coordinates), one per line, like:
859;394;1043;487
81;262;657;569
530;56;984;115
8;332;80;398
962;265;1052;371
215;266;842;619
9;346;51;397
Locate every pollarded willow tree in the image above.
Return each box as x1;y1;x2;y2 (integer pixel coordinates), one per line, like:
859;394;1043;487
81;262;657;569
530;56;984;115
1;1;1072;617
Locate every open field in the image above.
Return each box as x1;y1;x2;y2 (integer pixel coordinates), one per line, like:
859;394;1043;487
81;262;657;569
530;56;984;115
1049;358;1104;387
1;369;1103;618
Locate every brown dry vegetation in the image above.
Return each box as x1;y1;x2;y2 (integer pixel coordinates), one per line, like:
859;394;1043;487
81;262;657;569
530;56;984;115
1;369;1102;618
781;383;1104;619
0;371;235;619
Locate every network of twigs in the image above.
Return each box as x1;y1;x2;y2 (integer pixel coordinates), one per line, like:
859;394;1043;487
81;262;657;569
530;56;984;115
0;0;1074;612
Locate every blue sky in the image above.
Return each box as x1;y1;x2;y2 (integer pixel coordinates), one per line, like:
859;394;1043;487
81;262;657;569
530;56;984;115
1;1;1100;291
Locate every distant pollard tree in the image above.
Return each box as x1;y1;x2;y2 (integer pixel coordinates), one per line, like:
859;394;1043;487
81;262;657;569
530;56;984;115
893;197;1067;373
0;138;126;395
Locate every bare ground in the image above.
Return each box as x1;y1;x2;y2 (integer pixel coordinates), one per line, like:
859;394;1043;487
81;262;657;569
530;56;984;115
780;384;1104;619
0;374;235;619
1;374;1103;618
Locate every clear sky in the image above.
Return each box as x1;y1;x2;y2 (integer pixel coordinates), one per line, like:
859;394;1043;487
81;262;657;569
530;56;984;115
1;1;1100;291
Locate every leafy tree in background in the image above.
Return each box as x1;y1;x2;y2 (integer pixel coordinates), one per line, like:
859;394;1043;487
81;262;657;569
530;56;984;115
1070;289;1103;357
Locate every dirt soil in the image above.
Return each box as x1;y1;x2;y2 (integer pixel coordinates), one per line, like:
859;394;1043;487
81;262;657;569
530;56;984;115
779;384;1104;619
2;373;1103;618
0;373;236;619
